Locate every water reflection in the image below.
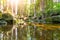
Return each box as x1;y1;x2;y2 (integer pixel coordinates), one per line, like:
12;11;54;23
0;23;60;40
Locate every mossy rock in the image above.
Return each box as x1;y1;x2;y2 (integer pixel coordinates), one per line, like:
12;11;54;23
0;13;16;32
2;13;13;20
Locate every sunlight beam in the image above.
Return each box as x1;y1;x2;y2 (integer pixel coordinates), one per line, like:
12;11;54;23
9;0;19;16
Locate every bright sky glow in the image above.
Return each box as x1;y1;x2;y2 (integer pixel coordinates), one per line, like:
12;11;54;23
10;0;19;6
27;0;30;5
6;0;31;15
8;0;19;15
53;0;58;2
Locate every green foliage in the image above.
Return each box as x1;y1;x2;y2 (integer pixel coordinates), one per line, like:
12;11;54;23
30;4;35;16
0;11;2;19
45;17;52;23
53;2;60;9
35;0;41;10
44;2;60;23
52;16;60;23
2;13;13;20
